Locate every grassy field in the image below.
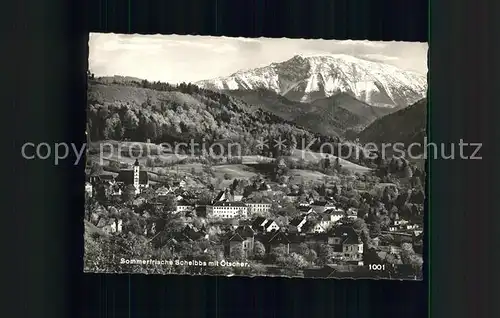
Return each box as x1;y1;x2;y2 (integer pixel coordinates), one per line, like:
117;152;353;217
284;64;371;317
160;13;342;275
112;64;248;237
212;165;259;179
288;169;336;184
288;149;372;174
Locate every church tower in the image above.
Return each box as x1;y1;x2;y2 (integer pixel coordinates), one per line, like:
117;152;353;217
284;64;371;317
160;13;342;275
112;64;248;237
133;159;140;194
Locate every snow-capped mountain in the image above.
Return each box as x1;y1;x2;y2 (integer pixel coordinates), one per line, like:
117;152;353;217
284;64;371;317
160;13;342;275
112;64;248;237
196;54;427;108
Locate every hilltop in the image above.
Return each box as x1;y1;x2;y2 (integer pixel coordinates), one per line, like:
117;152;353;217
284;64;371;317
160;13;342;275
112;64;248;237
357;98;427;149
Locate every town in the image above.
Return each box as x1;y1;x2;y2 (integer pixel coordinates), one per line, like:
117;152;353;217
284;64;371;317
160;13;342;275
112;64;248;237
84;148;424;279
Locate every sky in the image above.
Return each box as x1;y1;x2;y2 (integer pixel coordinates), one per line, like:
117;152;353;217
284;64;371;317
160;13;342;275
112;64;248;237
89;33;428;84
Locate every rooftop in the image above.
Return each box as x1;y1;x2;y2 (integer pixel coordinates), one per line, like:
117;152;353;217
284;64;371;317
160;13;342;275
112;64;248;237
213;201;247;207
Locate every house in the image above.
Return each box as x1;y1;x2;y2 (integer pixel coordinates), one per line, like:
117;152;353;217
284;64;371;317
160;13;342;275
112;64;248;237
318;214;338;231
227;225;256;257
153;195;174;206
266;231;291;253
90;174;115;186
214;190;231;202
85;182;93;197
246;202;272;215
155;185;171;196
233;195;243;202
277;158;287;169
298;206;313;214
346;208;358;219
311;201;337;213
405;224;420;230
288;215;308;233
393;218;409;226
288;234;306;253
413;231;423;254
176;199;193;214
323;208;346;223
173;179;187;189
206;201;249;219
115;159;149;194
388;224;400;232
328;226;363;265
227;233;253;257
285;193;300;203
251;217;279;232
305;221;327;234
97;218;122;235
236;225;255;238
109;184;122;196
251;217;269;231
263;220;280;232
304;233;329;245
298;201;312;207
181;224;209;241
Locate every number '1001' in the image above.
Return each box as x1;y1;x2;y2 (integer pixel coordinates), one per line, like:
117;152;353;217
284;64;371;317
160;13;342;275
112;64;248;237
369;264;386;271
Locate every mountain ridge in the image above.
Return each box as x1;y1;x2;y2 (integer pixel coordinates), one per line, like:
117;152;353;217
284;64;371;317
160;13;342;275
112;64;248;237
196;54;427;108
357;98;427;148
226;89;393;136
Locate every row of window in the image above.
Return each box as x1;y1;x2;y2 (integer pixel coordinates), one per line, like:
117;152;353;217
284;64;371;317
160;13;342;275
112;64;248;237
214;207;248;211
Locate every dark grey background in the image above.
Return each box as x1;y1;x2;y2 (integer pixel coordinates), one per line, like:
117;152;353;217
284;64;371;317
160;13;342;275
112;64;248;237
5;0;498;317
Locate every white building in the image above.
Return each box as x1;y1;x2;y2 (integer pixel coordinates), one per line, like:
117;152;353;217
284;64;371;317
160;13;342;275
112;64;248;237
307;222;327;234
323;208;346;224
246;202;272;215
206;202;249;219
85;182;93;197
263;220;280;232
176;200;193;214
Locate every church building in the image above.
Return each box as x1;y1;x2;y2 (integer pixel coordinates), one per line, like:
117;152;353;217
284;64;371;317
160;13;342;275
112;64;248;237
116;159;149;194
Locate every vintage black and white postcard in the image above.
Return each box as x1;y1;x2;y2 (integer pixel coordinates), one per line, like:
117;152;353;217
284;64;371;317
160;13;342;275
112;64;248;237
85;33;427;279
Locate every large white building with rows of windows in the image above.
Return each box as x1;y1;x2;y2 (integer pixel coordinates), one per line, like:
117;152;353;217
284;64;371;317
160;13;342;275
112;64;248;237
206;202;249;219
246;202;272;215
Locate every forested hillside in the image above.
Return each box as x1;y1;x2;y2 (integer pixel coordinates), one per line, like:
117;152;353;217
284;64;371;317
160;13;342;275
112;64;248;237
357;98;427;147
87;79;344;157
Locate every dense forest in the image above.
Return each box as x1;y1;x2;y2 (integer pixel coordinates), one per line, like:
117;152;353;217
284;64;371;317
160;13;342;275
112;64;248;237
357;98;427;148
87;78;360;158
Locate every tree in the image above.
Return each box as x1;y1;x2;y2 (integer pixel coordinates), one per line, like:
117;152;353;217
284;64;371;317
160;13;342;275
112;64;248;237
410;175;422;188
395;192;410;208
253;241;266;259
140;187;156;201
121;185;136;202
334;157;342;172
403;165;413;178
297;243;317;263
400;243;423;275
197;190;214;205
279;202;300;218
90;162;104;175
282;253;308;269
162;194;177;213
317;244;335;266
369;221;381;238
352;219;370;243
269;245;288;264
409;189;425;205
230;244;246;261
323;155;331;169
